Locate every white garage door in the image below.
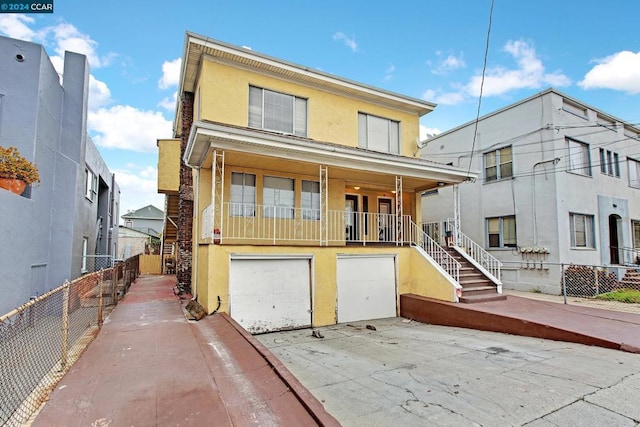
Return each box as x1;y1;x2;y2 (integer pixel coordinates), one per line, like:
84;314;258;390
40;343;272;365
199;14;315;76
229;257;311;334
337;255;397;323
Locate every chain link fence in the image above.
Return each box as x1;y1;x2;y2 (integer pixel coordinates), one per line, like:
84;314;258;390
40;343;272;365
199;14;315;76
0;255;140;426
562;263;640;298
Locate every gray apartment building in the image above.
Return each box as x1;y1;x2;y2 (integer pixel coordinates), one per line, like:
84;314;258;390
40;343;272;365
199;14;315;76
0;35;120;314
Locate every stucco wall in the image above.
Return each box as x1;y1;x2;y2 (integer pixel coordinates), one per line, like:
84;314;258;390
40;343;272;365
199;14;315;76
197;60;421;157
157;139;180;192
198;244;456;327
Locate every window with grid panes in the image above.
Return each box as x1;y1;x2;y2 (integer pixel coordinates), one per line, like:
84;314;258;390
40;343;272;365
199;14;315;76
263;176;294;219
230;172;256;217
486;216;516;248
484;146;512;182
301;180;320;220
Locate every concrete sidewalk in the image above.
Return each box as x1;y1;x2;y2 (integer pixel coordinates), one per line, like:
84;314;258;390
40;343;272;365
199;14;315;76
31;275;338;427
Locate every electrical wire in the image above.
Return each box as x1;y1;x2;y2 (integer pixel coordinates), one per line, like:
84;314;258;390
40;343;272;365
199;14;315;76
467;0;495;177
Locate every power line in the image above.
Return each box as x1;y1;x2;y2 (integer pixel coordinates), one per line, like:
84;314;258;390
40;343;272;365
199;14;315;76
467;0;495;177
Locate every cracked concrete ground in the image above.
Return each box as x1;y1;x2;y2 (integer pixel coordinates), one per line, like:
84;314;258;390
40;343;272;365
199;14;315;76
256;318;640;426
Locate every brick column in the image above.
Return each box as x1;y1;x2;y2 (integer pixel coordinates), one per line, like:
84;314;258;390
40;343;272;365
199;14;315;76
177;91;194;294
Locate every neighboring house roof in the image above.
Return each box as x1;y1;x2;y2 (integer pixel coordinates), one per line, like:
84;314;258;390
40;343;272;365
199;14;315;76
121;204;164;220
425;88;640;143
118;225;159;239
175;32;436;137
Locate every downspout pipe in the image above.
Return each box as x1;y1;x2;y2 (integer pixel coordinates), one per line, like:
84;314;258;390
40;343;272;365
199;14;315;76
532;158;560;245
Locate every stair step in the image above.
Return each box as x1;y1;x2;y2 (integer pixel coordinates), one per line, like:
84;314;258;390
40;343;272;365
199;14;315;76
459;279;493;286
459;293;507;304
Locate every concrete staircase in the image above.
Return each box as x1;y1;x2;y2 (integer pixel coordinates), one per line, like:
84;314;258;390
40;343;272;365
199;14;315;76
444;247;506;303
620;269;640;290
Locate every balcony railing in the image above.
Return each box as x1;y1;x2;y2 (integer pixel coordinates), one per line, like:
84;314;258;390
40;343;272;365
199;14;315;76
219;202;414;245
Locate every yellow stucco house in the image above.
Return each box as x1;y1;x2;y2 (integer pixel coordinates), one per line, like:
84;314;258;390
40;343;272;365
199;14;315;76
158;32;490;334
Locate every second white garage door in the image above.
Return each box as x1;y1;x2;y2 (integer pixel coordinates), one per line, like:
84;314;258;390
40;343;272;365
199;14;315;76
337;255;397;323
229;257;312;334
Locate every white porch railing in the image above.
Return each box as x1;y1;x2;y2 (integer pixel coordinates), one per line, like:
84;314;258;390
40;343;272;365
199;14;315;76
410;222;460;283
443;218;502;283
217;203;461;283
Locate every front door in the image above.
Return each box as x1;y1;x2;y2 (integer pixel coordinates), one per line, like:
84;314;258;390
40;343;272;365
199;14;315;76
609;214;620;264
345;195;358;241
378;198;393;241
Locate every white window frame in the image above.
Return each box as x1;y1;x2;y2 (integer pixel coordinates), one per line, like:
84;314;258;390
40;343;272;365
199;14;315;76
629;158;640;188
567;138;592;177
484;146;513;183
599;148;620;177
301;180;320;220
85;168;97;201
263;175;294;219
486;215;516;248
570;213;595;249
358;113;400;154
248;86;307;137
230;172;256;217
81;237;89;273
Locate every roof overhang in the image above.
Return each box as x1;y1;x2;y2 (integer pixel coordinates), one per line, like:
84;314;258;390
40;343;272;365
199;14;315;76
184;122;476;188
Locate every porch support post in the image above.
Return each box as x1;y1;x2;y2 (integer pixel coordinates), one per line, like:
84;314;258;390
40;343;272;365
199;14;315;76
320;165;328;246
212;150;225;242
395;176;403;245
453;184;461;245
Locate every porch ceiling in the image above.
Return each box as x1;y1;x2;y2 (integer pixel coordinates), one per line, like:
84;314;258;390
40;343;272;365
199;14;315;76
187;122;476;192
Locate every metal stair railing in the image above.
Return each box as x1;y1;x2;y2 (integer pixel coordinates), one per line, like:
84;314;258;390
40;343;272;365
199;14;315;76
410;221;460;283
446;218;502;283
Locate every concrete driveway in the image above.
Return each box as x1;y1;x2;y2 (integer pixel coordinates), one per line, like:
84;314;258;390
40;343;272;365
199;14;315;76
256;318;640;426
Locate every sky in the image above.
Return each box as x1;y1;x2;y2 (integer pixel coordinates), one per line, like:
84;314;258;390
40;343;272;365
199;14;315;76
1;0;639;221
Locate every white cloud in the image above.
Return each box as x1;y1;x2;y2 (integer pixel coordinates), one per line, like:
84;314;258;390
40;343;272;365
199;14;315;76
579;51;640;94
47;23;114;69
89;75;112;110
88;105;172;153
158;58;181;89
424;40;570;105
333;32;359;52
158;91;177;111
431;52;466;75
384;64;396;81
420;125;441;141
0;14;36;40
113;165;165;222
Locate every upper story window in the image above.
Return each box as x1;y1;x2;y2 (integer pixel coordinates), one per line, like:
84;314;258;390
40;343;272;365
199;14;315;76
629;158;640;188
230;172;256;217
301;180;320;220
567;138;591;177
599;148;620;177
248;86;307;137
570;213;595;248
263;176;294;219
562;99;588;119
484;146;512;182
486;215;516;248
85;168;97;201
358;113;399;154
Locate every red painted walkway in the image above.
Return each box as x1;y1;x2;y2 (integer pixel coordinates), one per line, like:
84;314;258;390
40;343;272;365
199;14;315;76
32;275;339;427
401;293;640;353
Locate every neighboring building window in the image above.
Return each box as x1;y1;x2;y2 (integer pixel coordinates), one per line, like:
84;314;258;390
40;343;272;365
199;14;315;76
484;146;512;182
125;220;133;228
358;113;400;154
629;158;640;188
81;237;89;272
570;213;595;248
85;168;97;201
248;86;307;137
633;221;640;250
567;138;591;176
562;99;588;119
486;216;516;248
599;148;620;177
230;172;256;217
301;180;320;220
263;176;294;219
